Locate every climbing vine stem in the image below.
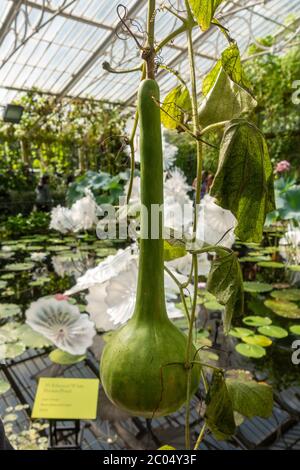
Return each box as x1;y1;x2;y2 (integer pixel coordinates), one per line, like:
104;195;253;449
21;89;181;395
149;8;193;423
184;0;204;450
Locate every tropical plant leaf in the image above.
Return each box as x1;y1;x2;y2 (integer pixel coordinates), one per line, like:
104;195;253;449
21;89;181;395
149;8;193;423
242;334;272;347
225;370;273;419
49;349;86;365
207;250;244;334
188;0;224;31
199;68;257;127
235;343;266;358
221;43;251;91
205;370;236;440
243;281;273;293
161;85;191;130
210;119;275;242
264;299;300;319
163;240;186;261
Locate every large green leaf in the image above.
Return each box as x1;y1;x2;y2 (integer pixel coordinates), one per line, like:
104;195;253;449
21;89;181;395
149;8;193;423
207;250;244;334
225;370;273;419
163;240;186;261
202;43;252;96
235;343;266;358
188;0;224;31
205;370;236;440
264;299;300;319
210;119;275;242
243;281;273;293
270;289;300;302
161;85;191;130
199;68;257;127
258;325;288;339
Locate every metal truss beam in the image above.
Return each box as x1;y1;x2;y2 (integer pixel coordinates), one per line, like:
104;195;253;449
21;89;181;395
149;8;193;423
0;0;23;47
58;0;146;98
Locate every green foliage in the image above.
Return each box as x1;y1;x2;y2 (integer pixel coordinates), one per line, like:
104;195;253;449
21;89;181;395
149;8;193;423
66;170;125;206
161;85;191;130
0;212;50;239
205;370;236;440
207;249;244;334
245;45;300;168
49;348;86;365
188;0;224;31
210;119;275;242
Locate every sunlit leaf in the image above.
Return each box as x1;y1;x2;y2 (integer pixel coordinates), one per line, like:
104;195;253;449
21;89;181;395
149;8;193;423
289;325;300;335
188;0;224;31
235;343;266;358
243;282;273;293
229;327;253;338
210;119;275;242
205;370;236;440
270;289;300;301
264;299;300;319
161;85;191;130
49;348;86;365
207;250;243;333
242;334;272;347
258;325;288;339
243;316;272;327
0;379;11;395
163;240;186;261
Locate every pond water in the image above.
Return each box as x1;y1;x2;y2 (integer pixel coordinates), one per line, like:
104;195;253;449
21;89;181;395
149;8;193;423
0;234;299;392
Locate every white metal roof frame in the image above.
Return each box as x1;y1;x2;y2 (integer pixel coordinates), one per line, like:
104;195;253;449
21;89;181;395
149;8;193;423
0;0;299;107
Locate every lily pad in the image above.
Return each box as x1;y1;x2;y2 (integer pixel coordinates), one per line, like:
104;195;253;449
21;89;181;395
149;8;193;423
4;262;34;271
235;343;266;358
243;316;272;327
287;265;300;272
243;282;273;293
229;327;253;338
258;325;288;339
257;261;285;269
1;342;26;359
264;299;300;319
289;325;300;335
242;334;272;347
15;324;52;349
49;349;86;365
0;379;11;395
270;289;300;302
0;304;21;318
0;280;8;290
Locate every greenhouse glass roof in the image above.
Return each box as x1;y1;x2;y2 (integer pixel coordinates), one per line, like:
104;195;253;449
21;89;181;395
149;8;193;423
0;0;299;107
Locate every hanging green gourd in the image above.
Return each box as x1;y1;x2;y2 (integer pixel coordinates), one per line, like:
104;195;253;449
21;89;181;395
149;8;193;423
100;78;201;417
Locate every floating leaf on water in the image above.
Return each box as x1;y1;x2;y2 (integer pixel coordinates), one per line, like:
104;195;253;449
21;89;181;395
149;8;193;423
15;324;52;349
243;316;272;327
289;325;300;335
0;280;8;290
225;369;273;418
49;348;86;365
4;262;34;272
0;303;21;319
47;245;69;252
258;325;288;339
235;343;266;358
2;342;26;359
257;261;285;269
0;252;15;259
243;282;273;293
3;414;18;423
239;256;271;263
0;274;14;280
270;289;300;302
229;327;253;338
264;299;300;319
242;334;272;347
287;265;300;272
0;379;11;395
158;445;176;450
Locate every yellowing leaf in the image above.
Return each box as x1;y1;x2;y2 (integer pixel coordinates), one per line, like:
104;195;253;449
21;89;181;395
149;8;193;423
161;85;191;130
188;0;224;31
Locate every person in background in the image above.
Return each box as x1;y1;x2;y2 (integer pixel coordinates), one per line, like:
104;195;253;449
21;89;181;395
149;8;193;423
35;174;52;212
